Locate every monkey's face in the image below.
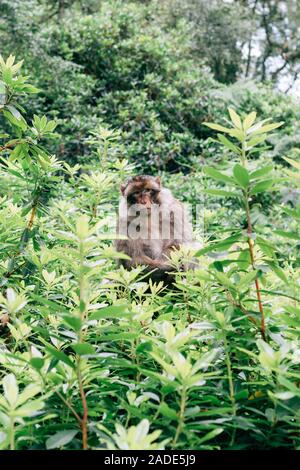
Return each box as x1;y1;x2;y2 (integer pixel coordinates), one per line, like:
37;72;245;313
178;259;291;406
121;176;161;212
128;188;161;209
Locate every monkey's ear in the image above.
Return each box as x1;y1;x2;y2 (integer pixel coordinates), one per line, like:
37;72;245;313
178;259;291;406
155;176;161;186
120;184;126;195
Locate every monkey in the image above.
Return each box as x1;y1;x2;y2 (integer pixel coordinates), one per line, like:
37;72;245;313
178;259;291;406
115;175;198;284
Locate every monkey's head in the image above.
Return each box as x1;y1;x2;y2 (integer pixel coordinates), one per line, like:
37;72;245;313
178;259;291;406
120;175;161;210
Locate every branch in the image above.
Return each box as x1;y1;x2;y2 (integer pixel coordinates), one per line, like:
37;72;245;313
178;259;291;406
245;199;266;341
285;71;299;94
225;289;258;327
0;141;22;153
55;390;82;425
77;361;89;450
245;0;259;78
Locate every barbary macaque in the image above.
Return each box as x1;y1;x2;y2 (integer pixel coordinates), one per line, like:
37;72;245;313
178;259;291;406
115;175;198;284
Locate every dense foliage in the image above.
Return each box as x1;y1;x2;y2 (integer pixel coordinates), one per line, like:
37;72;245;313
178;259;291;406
0;0;300;451
1;0;300;171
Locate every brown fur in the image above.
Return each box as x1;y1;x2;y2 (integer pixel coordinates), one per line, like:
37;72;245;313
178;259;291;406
115;175;195;284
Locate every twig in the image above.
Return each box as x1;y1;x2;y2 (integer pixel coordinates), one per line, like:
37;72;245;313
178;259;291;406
245;194;266;341
225;289;258;326
77;360;88;450
55;390;82;425
0;141;22;153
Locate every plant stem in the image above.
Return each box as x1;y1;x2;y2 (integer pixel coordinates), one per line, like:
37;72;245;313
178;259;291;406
27;204;37;230
241;143;266;341
225;289;258;326
244;193;266;341
223;332;237;446
55;390;82;425
173;385;187;447
77;358;88;450
0;140;22;153
9;417;15;450
77;240;89;450
92;204;97;218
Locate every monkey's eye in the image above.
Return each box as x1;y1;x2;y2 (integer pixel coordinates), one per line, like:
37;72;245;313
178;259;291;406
127;193;137;204
130;192;140;203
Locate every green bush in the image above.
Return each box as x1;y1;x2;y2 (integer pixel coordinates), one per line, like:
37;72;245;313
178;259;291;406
1;54;300;451
2;1;300;173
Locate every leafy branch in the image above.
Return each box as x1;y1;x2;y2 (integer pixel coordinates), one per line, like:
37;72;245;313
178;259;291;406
203;108;284;340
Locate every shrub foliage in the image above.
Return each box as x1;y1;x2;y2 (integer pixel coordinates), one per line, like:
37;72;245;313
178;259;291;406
0;53;299;451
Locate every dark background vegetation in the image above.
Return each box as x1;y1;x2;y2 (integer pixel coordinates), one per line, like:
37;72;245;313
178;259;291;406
0;0;300;451
1;0;300;172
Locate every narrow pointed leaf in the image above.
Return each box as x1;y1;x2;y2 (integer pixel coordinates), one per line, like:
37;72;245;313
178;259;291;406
228;108;242;129
217;134;241;154
243;111;257;131
283;156;300;171
203;122;232;133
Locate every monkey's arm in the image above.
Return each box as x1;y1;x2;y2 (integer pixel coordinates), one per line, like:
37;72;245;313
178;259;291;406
115;239;170;270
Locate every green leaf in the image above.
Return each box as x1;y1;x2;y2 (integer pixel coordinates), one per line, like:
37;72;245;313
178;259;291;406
17;384;41;407
45;346;75;369
46;430;78;450
61;315;82;332
72;343;96;355
195;232;242;257
283;207;300;221
243;111;257;131
246;135;267;149
6;168;26;180
79;299;86;314
217;134;241;154
203;167;234;184
249;165;273;180
195;245;216;257
250;122;284;135
3;109;27;130
102;332;139;341
3;374;18;407
197;428;224;445
15;400;45;417
203;122;232;133
256;236;276;258
158;402;178;420
228;108;242;129
29;358;45;371
5;105;22;121
284;305;300;316
90;304;130;320
283;156;300;171
2;68;13;85
213;233;242;251
286;169;300;180
205;189;238;198
30;295;70;315
215;271;235;289
0;80;6;95
274;230;300;240
267;262;288;284
237;249;251;270
233;164;249;188
192;349;218;372
250;179;274;195
21;84;40;93
237;270;258;289
227;128;245;142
